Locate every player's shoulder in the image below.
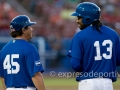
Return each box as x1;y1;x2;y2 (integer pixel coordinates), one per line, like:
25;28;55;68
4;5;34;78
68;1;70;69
102;25;115;32
72;31;85;42
23;41;37;51
102;25;119;36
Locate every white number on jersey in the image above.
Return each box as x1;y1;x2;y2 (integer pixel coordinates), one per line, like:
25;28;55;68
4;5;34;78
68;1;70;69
94;40;113;60
3;54;20;74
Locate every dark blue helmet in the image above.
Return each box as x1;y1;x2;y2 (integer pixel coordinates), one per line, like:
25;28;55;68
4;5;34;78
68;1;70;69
10;15;36;31
71;2;101;25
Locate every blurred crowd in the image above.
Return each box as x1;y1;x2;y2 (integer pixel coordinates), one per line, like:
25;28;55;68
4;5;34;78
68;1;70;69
0;0;19;36
16;0;120;36
1;0;120;36
0;0;120;70
17;0;79;38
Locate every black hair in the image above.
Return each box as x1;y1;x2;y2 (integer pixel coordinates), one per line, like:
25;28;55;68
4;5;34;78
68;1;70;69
10;26;28;38
91;20;102;33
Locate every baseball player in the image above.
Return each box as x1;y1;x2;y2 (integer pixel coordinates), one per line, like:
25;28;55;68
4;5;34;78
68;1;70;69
0;15;46;90
68;2;120;90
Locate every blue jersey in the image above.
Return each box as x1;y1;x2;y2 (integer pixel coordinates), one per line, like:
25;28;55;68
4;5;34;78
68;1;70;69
0;39;44;88
68;25;120;82
0;51;1;77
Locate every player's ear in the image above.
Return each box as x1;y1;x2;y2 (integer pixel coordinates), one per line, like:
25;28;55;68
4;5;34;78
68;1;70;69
22;28;26;34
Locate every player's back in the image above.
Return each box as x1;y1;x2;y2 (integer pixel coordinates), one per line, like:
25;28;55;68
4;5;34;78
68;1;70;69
75;25;119;82
0;39;37;87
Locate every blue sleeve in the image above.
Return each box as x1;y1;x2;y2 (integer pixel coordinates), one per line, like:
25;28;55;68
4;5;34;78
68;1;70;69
0;52;3;77
0;52;1;77
116;38;120;66
26;47;44;77
67;35;83;60
71;57;82;72
0;51;3;78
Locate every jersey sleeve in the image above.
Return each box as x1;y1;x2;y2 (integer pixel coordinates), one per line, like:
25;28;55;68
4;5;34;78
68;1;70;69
0;51;3;78
70;57;82;72
67;35;83;60
0;52;1;77
116;38;120;66
26;46;44;77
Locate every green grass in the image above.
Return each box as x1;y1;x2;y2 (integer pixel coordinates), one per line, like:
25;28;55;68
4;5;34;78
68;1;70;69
44;77;78;86
113;78;120;86
0;80;1;87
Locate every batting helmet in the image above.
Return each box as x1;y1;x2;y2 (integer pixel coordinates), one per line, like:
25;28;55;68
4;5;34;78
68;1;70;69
10;15;36;31
71;2;101;25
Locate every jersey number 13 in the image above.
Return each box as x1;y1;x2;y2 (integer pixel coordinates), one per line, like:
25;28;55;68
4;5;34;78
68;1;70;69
3;54;20;74
94;40;113;60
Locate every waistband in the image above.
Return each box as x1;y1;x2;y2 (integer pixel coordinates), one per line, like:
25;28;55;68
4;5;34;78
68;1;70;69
7;86;36;89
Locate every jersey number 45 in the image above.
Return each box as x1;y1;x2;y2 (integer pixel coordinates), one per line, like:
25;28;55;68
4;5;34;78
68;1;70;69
3;54;20;74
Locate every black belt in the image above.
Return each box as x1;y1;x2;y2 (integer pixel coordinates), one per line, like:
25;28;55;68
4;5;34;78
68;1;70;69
14;86;27;88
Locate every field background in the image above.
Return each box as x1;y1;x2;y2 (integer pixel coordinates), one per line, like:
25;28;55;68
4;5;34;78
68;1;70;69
0;77;119;90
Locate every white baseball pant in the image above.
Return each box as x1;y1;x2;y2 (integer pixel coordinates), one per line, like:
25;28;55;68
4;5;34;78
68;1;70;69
78;78;113;90
6;86;36;90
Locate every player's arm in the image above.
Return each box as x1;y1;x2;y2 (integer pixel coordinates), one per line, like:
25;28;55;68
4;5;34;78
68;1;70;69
116;38;120;66
70;57;82;72
32;72;46;90
1;77;6;90
68;35;83;72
